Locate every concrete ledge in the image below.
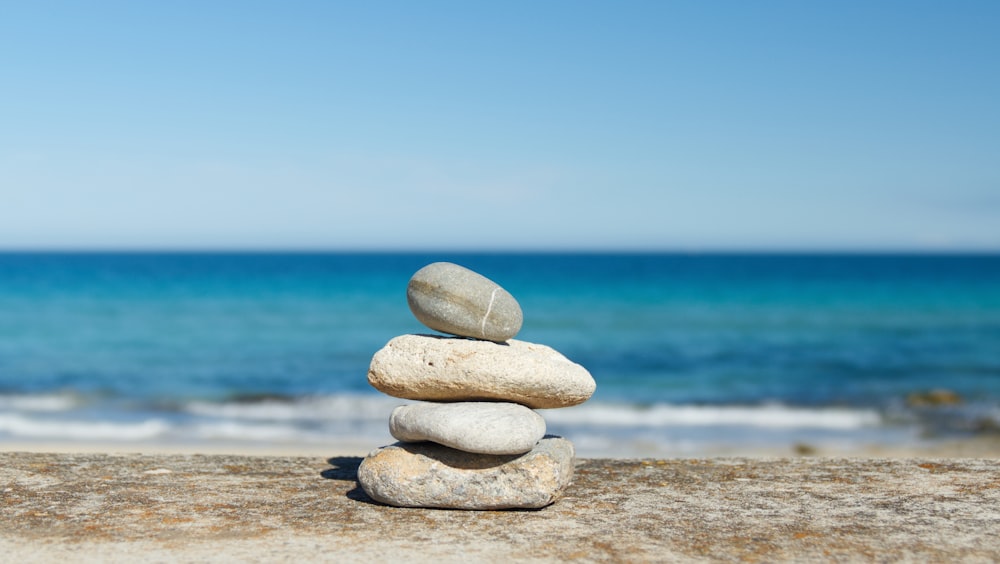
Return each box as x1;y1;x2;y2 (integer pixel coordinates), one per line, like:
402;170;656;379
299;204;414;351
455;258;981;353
2;452;999;561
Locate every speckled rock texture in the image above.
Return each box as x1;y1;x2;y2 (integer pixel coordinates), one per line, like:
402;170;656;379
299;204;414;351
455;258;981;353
358;436;574;509
3;452;1000;562
389;402;546;455
368;334;596;409
407;262;523;342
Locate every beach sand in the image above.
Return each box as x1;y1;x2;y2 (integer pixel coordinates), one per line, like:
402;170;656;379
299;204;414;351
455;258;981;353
4;433;1000;458
1;438;374;457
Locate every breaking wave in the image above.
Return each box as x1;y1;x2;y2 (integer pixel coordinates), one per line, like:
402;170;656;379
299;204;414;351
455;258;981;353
0;392;894;450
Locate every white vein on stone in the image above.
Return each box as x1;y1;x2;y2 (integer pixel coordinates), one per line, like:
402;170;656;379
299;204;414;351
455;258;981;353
481;286;500;339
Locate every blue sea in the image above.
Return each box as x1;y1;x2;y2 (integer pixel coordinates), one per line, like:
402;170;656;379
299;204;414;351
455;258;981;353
2;252;999;456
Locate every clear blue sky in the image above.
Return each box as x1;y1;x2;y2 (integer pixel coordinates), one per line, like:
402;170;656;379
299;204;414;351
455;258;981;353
2;1;998;251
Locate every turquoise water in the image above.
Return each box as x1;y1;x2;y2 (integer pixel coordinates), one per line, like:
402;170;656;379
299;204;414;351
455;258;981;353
2;252;999;455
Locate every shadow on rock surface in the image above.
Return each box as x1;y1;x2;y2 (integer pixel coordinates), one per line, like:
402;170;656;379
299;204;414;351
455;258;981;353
321;456;379;505
321;456;363;480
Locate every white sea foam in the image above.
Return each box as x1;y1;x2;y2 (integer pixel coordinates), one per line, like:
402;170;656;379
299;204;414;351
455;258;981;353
0;393;79;412
0;414;170;440
190;421;326;442
187;395;881;430
184;394;403;422
0;393;888;450
541;402;882;430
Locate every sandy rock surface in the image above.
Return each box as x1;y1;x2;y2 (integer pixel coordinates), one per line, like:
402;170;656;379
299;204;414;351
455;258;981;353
2;452;1000;561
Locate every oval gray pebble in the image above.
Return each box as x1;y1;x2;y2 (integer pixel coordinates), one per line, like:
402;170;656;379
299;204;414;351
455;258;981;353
407;262;523;342
390;402;546;455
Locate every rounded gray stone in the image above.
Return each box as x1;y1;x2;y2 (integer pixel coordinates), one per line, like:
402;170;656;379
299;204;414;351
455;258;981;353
407;262;523;342
368;334;597;409
390;402;546;455
357;436;575;509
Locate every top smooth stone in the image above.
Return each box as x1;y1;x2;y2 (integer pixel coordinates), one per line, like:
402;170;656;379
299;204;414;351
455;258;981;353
407;262;523;342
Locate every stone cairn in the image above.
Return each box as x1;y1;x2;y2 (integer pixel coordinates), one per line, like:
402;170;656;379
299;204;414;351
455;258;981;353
358;262;596;510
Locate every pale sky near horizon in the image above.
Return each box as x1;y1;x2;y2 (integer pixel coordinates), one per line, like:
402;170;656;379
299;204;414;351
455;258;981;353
1;1;998;251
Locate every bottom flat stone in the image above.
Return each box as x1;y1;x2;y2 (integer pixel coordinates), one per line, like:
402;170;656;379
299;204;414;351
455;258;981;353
357;436;575;510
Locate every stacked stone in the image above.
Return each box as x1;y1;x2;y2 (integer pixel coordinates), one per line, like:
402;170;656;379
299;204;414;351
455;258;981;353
358;262;596;510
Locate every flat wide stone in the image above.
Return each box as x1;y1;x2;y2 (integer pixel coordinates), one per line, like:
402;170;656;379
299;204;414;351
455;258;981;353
357;436;575;509
390;402;546;455
407;262;523;342
368;334;596;409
